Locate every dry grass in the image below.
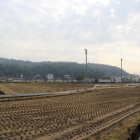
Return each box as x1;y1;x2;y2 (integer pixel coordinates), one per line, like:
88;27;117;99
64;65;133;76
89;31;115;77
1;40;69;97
100;112;140;140
0;83;95;94
0;82;126;95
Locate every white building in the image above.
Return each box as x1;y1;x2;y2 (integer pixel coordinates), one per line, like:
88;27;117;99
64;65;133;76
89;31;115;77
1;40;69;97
47;74;54;80
115;77;121;82
127;74;140;82
63;75;71;80
111;76;130;83
111;77;121;82
34;74;42;79
21;74;23;78
83;78;95;82
98;77;112;83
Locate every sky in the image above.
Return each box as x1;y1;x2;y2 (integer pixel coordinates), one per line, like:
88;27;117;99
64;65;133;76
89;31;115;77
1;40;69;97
0;0;140;75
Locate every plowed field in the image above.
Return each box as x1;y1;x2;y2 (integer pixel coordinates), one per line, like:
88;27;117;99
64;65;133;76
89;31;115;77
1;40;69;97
0;86;140;140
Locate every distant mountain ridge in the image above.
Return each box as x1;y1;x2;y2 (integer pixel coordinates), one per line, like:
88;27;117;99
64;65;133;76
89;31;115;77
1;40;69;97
0;57;129;78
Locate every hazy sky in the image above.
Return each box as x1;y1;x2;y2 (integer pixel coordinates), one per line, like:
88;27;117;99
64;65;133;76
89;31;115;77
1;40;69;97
0;0;140;75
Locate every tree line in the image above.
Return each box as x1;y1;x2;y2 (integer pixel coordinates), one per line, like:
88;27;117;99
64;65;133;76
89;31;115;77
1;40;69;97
0;58;129;79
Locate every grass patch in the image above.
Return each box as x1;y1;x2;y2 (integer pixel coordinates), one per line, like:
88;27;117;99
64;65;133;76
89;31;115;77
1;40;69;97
0;87;6;94
46;90;52;92
0;90;5;95
46;95;51;98
99;112;140;140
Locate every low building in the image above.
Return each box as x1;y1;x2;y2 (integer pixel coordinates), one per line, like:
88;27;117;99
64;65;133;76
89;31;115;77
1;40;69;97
98;77;112;83
111;77;121;83
127;74;140;82
34;74;42;79
47;74;54;80
82;78;95;83
122;77;129;83
111;76;129;83
63;75;71;81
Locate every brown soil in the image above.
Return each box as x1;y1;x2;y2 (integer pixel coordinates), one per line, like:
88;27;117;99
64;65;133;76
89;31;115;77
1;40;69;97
0;86;140;140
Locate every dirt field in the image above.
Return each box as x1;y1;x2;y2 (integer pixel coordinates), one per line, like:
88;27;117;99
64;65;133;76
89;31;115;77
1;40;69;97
0;83;95;94
0;83;125;95
0;86;140;140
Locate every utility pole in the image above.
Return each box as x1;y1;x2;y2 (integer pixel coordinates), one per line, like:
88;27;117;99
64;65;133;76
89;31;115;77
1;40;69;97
121;58;122;87
71;73;73;83
84;49;87;90
134;73;135;83
45;66;47;83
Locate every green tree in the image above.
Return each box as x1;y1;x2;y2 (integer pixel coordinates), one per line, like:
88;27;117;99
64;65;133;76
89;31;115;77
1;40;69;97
76;75;84;82
95;79;98;83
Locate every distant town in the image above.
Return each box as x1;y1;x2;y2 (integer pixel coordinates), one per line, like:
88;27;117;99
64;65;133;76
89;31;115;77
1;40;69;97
0;57;139;84
0;73;140;83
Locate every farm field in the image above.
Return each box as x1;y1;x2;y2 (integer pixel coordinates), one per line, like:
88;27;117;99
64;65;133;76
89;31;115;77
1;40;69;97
0;83;125;95
0;86;140;140
0;83;95;95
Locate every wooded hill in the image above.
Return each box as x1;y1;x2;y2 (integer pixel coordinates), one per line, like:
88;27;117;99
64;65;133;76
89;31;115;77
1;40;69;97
0;57;129;79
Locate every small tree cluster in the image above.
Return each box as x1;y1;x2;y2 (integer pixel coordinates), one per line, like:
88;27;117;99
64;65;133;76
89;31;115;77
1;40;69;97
76;75;84;82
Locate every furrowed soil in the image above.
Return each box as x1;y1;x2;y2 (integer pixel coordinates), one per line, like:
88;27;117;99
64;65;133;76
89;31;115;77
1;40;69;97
0;86;140;140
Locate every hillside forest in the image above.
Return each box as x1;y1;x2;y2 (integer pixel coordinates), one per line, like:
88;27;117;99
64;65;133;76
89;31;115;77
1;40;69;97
0;58;129;79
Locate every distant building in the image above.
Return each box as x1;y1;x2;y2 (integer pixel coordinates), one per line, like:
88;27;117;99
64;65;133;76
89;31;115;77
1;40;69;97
111;76;129;83
83;78;95;82
98;77;112;83
34;74;42;79
63;75;71;81
21;74;23;78
111;77;121;83
122;77;129;83
127;74;140;82
47;74;54;80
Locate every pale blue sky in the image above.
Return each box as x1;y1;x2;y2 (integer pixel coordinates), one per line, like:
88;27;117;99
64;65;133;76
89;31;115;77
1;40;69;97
0;0;140;75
